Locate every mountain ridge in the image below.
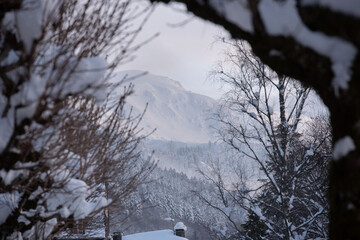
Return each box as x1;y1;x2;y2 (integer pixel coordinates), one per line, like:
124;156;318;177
112;70;218;144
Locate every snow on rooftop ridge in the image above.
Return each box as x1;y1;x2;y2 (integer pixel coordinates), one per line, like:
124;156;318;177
174;222;187;231
123;230;188;240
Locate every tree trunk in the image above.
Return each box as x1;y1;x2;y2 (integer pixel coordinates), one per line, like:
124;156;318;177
328;90;360;239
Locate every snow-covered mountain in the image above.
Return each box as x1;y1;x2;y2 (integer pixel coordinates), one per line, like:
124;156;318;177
107;71;249;239
112;70;218;143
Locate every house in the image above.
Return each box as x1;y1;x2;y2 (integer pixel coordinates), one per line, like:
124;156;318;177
123;229;188;240
57;222;188;240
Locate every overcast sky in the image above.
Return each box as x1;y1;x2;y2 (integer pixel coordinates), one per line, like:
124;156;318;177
119;2;229;100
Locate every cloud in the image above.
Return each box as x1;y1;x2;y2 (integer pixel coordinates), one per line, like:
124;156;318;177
120;2;228;99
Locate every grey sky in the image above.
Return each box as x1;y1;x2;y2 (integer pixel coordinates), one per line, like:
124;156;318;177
120;2;229;100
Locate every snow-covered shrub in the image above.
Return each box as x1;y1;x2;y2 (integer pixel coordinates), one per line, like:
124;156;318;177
0;0;153;239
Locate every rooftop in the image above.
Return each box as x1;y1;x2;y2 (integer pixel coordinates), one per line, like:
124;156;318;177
123;230;188;240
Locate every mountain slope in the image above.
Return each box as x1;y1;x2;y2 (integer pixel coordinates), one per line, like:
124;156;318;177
112;70;217;143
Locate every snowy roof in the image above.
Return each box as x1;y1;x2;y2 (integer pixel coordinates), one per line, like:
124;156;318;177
123;230;187;240
174;222;187;231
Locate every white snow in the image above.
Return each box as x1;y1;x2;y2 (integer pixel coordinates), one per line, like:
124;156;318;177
268;173;281;194
0;106;15;152
46;54;108;103
208;0;253;33
301;0;360;18
174;222;187;231
0;0;112;236
2;0;63;55
0;169;28;185
305;148;314;157
249;112;257;119
0;191;22;225
251;205;265;221
113;71;217;143
0;50;19;67
44;218;57;239
123;230;187;240
15;5;43;54
25;168;111;222
0;48;108;153
43;177;110;220
333;136;355;161
18;215;31;225
269;49;283;58
268;106;273;115
258;0;357;96
66;57;108;103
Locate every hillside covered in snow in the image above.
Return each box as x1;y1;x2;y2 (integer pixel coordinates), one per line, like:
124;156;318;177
106;71;243;239
112;70;217;143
